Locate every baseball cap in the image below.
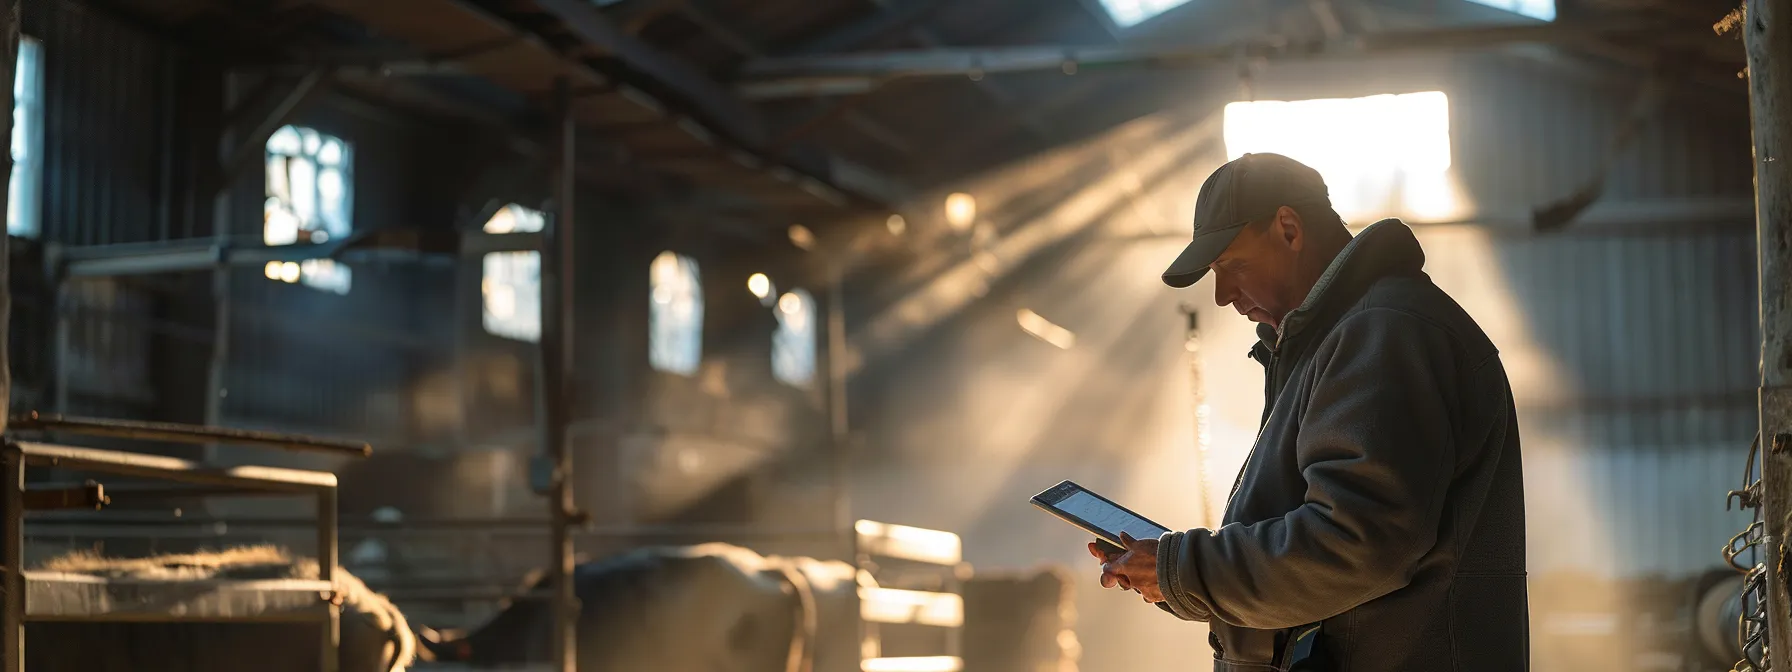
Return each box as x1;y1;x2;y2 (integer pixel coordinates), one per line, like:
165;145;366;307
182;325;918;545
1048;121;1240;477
1161;152;1333;288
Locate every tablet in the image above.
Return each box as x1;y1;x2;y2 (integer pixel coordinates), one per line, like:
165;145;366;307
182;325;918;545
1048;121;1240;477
1030;480;1171;550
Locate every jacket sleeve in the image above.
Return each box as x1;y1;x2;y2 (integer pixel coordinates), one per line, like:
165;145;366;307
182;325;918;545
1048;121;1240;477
1155;308;1461;629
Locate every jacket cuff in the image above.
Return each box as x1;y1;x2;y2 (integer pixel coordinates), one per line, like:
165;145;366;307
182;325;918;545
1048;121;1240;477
1156;530;1211;622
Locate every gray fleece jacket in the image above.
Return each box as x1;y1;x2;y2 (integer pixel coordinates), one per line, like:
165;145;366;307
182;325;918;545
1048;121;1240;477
1155;220;1529;671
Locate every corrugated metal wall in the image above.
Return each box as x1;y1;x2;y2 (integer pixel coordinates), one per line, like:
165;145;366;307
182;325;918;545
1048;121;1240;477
18;0;181;420
30;0;176;246
1420;227;1757;578
218;101;457;449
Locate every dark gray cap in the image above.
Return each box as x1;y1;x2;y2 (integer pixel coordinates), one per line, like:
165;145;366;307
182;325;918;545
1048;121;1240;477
1161;152;1332;288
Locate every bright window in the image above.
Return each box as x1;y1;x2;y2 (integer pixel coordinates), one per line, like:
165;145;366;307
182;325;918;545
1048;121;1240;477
481;204;547;342
1223;91;1456;222
1098;0;1195;27
9;37;43;238
649;251;703;375
265;125;353;294
773;289;817;388
1465;0;1554;21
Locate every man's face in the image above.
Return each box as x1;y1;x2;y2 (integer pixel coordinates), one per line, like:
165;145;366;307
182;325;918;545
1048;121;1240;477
1207;207;1306;330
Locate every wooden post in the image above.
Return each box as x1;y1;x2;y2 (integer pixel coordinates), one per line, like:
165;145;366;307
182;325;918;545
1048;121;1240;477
0;4;21;667
1747;0;1792;668
537;75;580;672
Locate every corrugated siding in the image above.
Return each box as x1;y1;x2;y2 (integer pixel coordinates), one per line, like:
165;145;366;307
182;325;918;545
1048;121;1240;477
20;0;179;415
29;0;176;246
1450;57;1755;209
217;103;455;446
1419;227;1758;578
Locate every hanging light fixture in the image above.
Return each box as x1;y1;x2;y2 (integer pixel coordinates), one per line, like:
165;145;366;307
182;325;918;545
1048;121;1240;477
747;273;772;299
944;193;977;231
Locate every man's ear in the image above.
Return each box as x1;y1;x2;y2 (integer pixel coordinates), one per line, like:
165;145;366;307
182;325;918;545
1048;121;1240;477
1275;206;1305;251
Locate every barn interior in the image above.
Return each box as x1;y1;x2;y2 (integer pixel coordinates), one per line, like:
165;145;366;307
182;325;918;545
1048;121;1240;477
0;0;1776;670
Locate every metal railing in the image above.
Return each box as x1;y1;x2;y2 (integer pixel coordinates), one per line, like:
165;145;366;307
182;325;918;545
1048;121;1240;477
853;520;967;672
0;416;366;672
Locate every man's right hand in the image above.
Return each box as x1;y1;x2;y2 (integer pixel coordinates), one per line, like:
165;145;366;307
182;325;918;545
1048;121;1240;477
1088;540;1133;591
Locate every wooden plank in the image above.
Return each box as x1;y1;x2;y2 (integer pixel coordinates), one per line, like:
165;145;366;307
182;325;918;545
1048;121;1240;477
308;0;585;94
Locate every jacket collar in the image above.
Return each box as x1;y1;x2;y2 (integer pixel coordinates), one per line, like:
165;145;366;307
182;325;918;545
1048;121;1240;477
1257;218;1426;353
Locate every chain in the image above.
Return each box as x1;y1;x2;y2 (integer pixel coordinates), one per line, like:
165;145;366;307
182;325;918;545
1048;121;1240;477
1732;435;1770;672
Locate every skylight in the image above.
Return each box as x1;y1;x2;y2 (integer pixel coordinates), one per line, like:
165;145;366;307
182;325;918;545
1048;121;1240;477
1223;91;1457;221
1464;0;1554;21
1098;0;1195;28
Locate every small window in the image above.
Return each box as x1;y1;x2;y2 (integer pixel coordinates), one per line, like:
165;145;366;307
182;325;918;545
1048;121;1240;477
1223;91;1455;221
1098;0;1195;27
649;251;703;375
773;289;817;388
265;125;353;294
1464;0;1554;21
8;37;43;238
481;204;547;342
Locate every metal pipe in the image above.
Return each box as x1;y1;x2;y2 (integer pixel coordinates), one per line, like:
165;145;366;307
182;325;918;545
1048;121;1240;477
826;260;851;548
9;441;338;492
1747;0;1792;665
1180;307;1213;528
537;74;581;672
317;488;339;672
206;71;240;464
22;514;838;535
9;412;373;458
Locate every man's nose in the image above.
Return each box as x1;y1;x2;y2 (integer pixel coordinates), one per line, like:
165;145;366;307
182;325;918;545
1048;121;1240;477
1213;277;1235;307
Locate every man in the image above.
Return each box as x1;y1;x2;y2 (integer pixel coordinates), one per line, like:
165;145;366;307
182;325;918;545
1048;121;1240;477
1092;153;1528;671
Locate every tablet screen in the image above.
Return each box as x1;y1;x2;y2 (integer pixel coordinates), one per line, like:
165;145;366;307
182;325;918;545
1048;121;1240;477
1059;490;1169;540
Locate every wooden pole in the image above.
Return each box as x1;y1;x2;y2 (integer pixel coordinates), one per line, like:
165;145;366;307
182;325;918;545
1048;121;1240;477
0;3;20;666
1746;0;1792;667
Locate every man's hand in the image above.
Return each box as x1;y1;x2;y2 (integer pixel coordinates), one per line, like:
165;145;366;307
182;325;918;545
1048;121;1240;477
1088;532;1164;603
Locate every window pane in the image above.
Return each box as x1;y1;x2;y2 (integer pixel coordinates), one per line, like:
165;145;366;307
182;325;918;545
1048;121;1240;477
1098;0;1195;27
264;125;354;292
1465;0;1554;21
649;251;703;375
773;289;817;387
268;126;302;155
480;204;548;342
7;37;42;238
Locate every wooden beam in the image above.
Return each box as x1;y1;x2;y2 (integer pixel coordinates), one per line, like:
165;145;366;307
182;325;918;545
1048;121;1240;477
741;20;1665;83
216;69;333;196
781;0;953;56
533;0;769;146
1747;0;1792;665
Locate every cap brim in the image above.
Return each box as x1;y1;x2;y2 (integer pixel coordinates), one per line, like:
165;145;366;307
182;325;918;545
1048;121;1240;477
1161;227;1244;288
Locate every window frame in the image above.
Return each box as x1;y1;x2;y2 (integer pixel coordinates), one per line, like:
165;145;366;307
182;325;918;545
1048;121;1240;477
264;124;355;294
480;203;547;343
648;251;704;376
772;288;818;389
